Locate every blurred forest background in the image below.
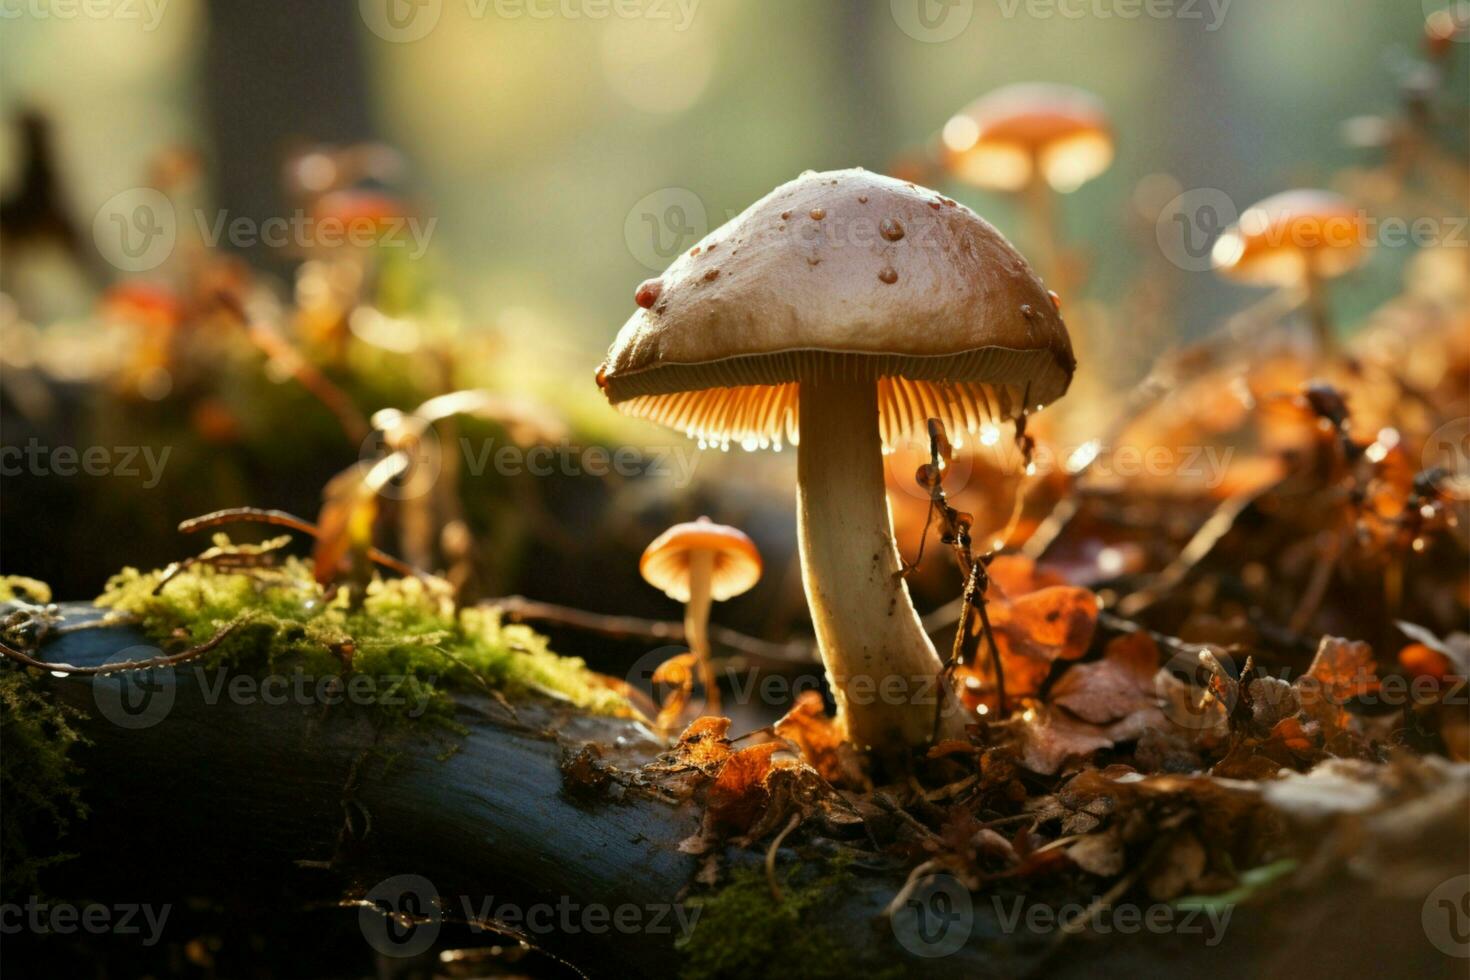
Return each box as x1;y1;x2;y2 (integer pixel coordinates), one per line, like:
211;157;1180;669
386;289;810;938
0;0;1465;631
2;0;1458;349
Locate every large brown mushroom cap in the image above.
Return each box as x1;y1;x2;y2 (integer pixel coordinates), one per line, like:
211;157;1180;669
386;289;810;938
640;517;763;603
597;169;1074;451
941;83;1113;193
1212;189;1369;287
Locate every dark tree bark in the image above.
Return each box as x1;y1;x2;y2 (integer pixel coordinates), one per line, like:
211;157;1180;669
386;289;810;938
12;605;1466;979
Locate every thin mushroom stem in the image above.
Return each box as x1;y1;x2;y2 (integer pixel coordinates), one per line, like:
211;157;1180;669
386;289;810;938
796;378;967;751
1301;267;1336;357
1023;172;1069;296
684;549;720;713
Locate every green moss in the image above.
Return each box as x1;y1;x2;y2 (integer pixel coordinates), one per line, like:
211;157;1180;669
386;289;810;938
94;538;628;729
679;858;891;980
0;666;88;898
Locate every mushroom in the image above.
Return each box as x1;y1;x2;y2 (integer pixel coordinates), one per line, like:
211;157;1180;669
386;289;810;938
596;169;1075;752
1211;189;1368;356
640;517;763;713
939;83;1113;296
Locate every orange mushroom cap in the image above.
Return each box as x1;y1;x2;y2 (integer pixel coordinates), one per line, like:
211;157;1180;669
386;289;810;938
1211;189;1369;286
941;83;1113;193
639;517;762;603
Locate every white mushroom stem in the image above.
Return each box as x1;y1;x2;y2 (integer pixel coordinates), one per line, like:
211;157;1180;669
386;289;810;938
684;549;720;712
1302;268;1336;357
795;378;969;751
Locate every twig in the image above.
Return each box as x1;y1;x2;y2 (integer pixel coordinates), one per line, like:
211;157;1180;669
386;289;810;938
177;507;431;582
482;595;815;669
211;289;370;443
765;813;803;903
0;617;249;675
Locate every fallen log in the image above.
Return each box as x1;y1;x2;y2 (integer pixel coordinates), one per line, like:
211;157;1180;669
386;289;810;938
5;604;1465;979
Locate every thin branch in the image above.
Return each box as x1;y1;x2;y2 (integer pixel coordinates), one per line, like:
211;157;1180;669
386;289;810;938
0;617;249;675
482;595;815;669
177;507;431;582
211;289;370;443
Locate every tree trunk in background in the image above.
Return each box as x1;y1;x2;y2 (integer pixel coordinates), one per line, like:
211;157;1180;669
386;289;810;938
202;0;377;274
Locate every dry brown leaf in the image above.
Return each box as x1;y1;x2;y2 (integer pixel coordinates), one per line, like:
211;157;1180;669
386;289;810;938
774;691;867;788
986;586;1100;698
1051;632;1161;726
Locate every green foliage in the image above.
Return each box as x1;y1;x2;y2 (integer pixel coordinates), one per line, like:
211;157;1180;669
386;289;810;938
679;858;892;980
95;539;629;729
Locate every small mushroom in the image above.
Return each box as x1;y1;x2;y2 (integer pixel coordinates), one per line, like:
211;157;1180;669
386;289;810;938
597;169;1075;753
640;517;762;713
939;83;1112;297
1211;189;1368;356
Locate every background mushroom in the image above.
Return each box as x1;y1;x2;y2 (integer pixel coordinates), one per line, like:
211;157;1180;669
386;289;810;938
939;83;1113;298
597;168;1075;753
1211;189;1369;355
640;517;763;713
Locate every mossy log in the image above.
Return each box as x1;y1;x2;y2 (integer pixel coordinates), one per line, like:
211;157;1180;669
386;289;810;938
17;604;1466;979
